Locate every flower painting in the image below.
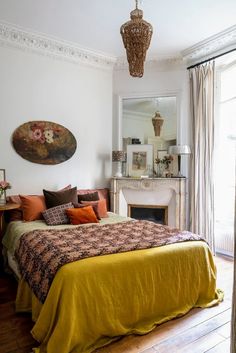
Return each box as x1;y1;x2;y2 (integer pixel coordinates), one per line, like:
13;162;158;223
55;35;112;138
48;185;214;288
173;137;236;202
12;121;77;165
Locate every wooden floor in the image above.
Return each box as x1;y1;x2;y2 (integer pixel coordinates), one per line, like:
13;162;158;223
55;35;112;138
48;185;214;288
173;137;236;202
0;256;233;353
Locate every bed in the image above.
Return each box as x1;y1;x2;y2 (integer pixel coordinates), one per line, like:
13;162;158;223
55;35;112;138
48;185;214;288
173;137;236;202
2;211;223;353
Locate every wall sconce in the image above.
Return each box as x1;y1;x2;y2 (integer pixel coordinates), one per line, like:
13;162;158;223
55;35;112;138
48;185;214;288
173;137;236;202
112;151;126;178
168;145;191;177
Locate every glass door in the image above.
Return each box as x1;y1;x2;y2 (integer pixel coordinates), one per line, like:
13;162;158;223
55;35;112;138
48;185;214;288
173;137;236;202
214;62;236;256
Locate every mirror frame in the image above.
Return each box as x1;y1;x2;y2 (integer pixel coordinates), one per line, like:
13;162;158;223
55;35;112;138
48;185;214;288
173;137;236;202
117;90;182;150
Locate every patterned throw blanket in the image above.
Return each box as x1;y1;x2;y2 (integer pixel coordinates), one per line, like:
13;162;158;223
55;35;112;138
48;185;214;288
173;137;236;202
15;220;205;303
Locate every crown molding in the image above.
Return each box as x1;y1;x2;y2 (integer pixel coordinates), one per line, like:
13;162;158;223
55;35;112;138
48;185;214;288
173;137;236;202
182;25;236;65
115;55;186;71
0;22;117;70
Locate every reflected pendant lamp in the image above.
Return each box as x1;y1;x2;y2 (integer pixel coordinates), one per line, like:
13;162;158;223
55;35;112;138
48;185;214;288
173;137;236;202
120;0;153;78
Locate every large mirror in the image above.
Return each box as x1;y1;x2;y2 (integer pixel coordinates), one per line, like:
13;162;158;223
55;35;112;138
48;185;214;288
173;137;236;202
120;94;178;175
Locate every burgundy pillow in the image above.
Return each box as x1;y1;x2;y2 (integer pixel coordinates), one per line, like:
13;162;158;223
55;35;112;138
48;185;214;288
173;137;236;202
43;187;77;209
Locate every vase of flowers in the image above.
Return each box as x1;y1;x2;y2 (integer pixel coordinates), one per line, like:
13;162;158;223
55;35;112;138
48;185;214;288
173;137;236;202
155;155;173;177
0;181;11;205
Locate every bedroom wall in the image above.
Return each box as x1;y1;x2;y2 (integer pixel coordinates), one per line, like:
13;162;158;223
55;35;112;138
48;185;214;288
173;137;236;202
0;45;113;195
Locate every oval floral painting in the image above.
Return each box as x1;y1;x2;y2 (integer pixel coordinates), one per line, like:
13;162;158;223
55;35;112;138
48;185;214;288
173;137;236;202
12;121;77;165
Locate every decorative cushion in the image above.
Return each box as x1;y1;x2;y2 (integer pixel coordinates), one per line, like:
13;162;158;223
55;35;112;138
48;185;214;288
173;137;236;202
6;185;72;222
73;202;101;220
77;191;99;203
80;199;108;218
6;195;23;221
42;203;73;225
66;206;99;225
19;195;46;222
77;188;110;211
43;187;77;209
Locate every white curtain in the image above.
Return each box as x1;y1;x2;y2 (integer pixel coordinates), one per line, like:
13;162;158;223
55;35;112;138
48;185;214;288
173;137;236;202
189;62;215;251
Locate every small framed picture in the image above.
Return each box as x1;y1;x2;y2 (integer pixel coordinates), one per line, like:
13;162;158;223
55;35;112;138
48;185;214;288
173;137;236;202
127;144;153;177
0;169;5;181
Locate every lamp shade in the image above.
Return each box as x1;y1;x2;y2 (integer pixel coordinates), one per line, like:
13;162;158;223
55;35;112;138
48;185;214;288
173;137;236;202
168;145;191;155
112;151;125;162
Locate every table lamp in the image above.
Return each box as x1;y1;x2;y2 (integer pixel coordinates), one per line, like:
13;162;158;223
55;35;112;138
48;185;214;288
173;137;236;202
168;145;191;177
112;151;126;177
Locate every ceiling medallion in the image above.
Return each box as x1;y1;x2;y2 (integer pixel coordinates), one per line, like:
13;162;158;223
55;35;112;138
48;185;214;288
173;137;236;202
120;0;153;78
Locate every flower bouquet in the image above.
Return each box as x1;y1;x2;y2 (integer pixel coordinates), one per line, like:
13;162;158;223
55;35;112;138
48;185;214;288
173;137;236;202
155;155;173;177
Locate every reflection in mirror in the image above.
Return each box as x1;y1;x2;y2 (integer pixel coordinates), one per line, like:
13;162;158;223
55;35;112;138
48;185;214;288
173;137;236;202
122;96;177;176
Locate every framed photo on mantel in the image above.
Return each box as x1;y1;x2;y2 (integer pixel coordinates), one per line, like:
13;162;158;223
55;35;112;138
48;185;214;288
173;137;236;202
127;144;153;177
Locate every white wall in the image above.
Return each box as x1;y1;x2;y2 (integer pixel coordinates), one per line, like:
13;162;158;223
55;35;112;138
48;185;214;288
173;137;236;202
0;45;113;195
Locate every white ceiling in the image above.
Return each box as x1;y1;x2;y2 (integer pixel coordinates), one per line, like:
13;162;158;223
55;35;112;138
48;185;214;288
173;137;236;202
0;0;235;59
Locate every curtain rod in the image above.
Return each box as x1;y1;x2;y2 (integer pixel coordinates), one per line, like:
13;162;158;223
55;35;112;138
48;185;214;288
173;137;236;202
187;47;236;70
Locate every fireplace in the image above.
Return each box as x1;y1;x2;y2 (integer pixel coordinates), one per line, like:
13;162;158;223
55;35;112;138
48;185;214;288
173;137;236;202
128;204;168;225
111;177;186;230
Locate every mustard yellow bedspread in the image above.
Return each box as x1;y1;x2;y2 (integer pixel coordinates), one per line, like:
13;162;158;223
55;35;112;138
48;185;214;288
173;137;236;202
16;240;223;353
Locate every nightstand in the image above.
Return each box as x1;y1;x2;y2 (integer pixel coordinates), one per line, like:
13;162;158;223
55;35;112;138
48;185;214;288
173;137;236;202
0;202;21;272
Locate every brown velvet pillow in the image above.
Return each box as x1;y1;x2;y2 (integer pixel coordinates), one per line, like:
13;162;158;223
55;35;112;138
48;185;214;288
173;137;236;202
77;192;99;203
43;187;77;209
66;206;99;225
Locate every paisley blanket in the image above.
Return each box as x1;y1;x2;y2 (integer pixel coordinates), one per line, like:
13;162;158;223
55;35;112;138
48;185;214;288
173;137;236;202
15;220;205;303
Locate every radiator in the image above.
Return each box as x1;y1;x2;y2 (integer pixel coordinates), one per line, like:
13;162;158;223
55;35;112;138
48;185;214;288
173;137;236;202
215;230;234;256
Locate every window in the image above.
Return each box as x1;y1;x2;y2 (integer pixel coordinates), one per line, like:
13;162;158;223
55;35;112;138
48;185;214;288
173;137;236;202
214;62;236;256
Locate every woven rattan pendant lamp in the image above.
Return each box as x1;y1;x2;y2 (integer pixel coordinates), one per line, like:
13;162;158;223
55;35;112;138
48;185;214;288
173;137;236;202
120;0;153;77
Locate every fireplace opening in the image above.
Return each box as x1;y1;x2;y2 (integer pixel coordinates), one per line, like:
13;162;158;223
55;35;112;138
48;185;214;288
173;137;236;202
128;204;168;225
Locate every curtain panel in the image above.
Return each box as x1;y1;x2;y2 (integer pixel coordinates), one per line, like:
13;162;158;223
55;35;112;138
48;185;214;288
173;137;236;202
189;62;215;252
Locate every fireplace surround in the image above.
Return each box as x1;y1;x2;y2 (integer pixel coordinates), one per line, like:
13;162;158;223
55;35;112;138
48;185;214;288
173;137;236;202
110;177;186;230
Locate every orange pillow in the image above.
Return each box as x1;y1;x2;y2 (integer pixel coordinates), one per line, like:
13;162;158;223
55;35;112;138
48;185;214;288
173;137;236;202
81;199;108;218
66;206;99;225
19;195;46;222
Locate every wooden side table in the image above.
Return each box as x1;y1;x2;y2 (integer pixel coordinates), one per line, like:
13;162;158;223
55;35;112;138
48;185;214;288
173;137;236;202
0;202;21;272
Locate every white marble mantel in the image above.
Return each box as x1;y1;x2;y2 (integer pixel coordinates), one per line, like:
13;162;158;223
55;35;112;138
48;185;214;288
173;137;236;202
110;177;186;230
